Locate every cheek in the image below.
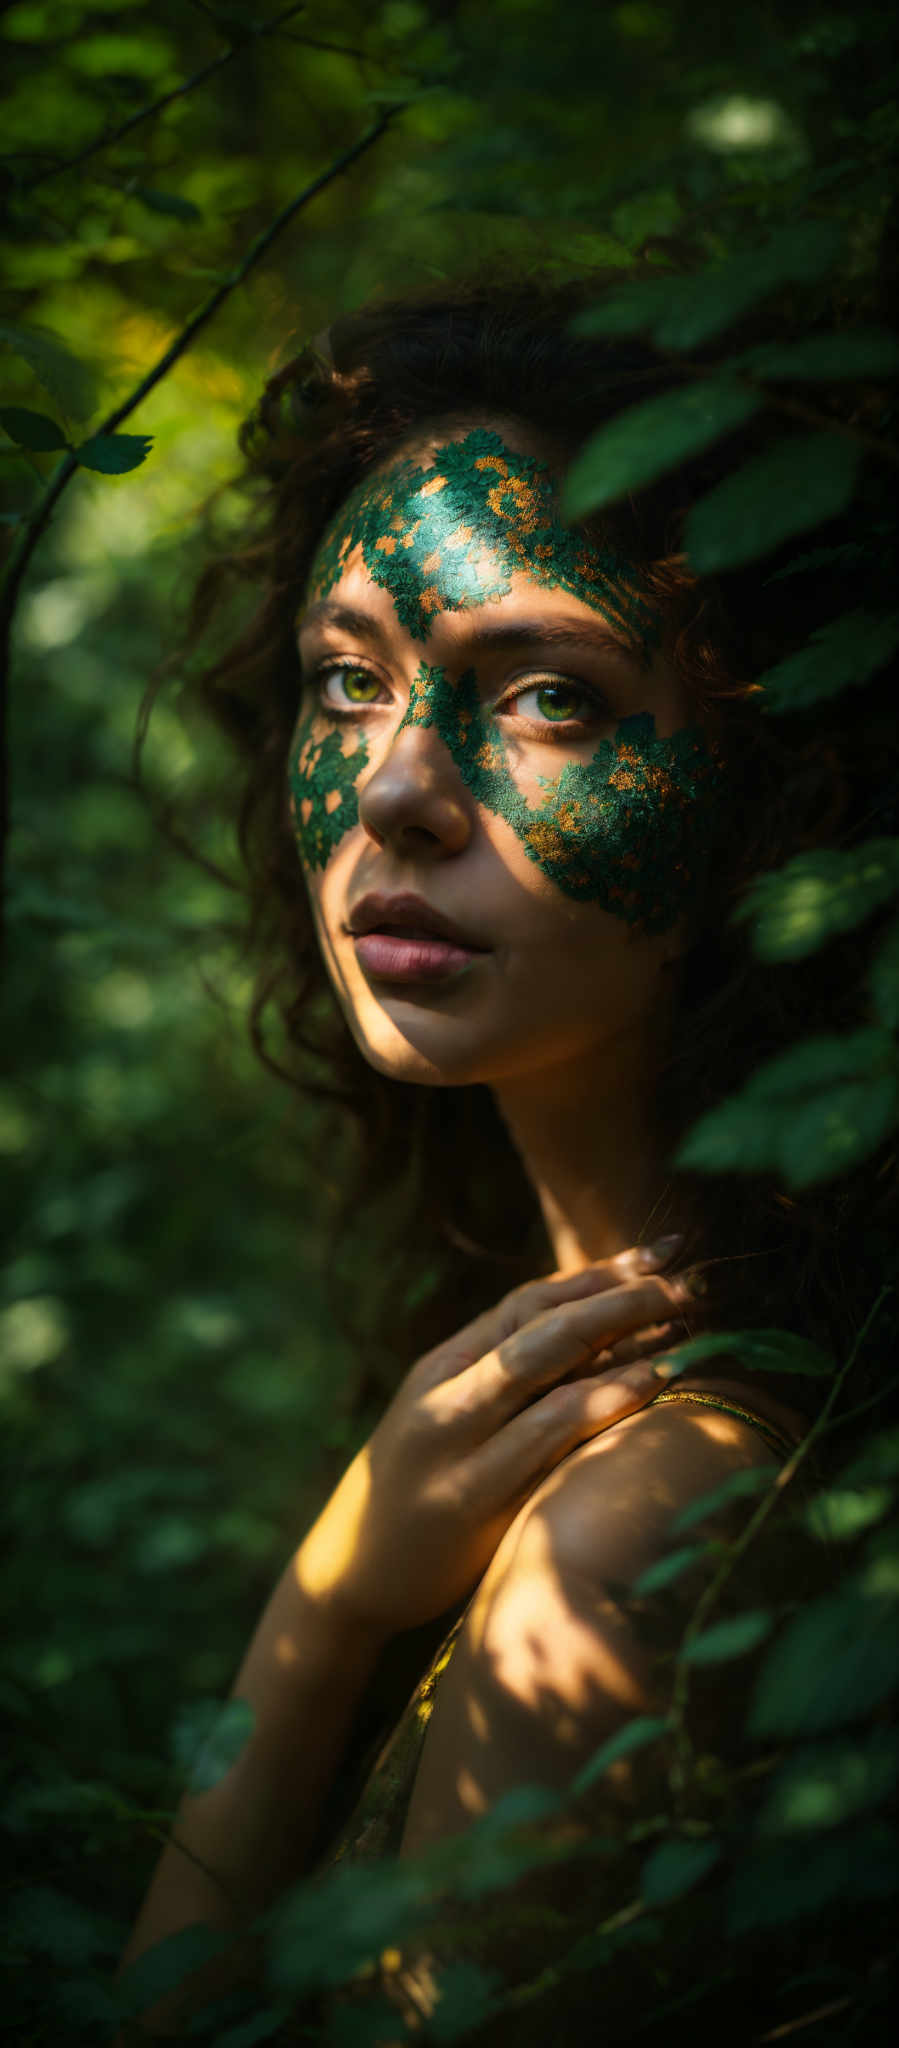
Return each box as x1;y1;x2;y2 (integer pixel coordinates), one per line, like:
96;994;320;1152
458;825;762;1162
288;721;369;872
511;724;722;936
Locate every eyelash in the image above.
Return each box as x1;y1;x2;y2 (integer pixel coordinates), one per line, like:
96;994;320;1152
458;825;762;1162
305;658;612;737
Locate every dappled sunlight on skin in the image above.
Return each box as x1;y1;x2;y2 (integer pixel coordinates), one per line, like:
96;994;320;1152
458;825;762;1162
397;1397;797;1860
293;1444;373;1605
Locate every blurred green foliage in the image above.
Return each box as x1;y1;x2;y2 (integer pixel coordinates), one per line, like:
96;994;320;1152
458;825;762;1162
2;0;899;2040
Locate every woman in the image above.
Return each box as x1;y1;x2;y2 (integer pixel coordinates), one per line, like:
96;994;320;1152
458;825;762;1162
120;281;873;2034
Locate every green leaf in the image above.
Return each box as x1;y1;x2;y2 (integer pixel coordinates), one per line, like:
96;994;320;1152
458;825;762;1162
74;432;153;474
571;222;844;351
654;1328;833;1377
804;1483;894;1544
671;1466;777;1534
870;915;899;1031
734;839;899;959
632;1544;711;1596
727;1821;898;1933
683;1610;773;1664
131;185;202;222
562;378;759;519
733;328;899;381
756;1729;899;1836
426;1960;505;2043
117;1924;230;2018
757;611;899;715
766;541;865;583
0;404;69;452
214;2012;291;2048
0;320;96;420
573;1715;670;1796
684;431;860;573
675;1028;899;1188
749;1583;899;1737
5;1885;122;1965
641;1835;721;1904
172;1696;254;1792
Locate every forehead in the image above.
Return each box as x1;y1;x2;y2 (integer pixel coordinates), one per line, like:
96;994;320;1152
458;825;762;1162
307;424;658;650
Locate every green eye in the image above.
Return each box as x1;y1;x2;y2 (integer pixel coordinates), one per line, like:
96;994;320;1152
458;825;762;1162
322;665;382;708
535;683;584;722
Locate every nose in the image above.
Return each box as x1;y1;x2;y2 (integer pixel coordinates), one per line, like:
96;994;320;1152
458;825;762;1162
358;720;473;859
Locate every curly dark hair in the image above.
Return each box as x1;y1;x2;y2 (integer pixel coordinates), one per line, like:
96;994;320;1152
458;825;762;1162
146;273;898;1432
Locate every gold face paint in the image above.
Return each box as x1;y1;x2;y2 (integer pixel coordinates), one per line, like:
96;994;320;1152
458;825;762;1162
308;429;660;649
289;658;724;935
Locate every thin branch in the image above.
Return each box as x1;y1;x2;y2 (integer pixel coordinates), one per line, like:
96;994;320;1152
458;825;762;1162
15;2;309;197
0;105;403;950
666;1282;893;1805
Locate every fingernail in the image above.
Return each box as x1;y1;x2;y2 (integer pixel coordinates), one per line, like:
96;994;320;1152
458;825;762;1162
635;1233;683;1270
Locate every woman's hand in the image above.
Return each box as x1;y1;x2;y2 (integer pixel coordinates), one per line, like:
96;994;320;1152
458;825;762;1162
296;1245;693;1641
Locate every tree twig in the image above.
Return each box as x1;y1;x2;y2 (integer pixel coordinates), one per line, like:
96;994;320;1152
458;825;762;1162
666;1282;893;1805
13;2;309;196
0;105;403;951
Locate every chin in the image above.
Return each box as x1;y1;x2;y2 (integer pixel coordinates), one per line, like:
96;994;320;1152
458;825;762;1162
343;999;495;1089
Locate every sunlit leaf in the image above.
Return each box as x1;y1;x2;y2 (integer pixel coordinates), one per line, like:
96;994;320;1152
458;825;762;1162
132;186;202;223
571;222;844;350
641;1835;721;1904
171;1696;254;1792
756;611;899;714
632;1544;711;1595
685;430;860;573
75;432;154;474
749;1583;899;1737
0;321;96;419
0;404;69;452
683;1610;773;1664
653;1328;833;1376
804;1483;894;1544
675;1028;899;1188
573;1715;670;1795
756;1729;899;1836
562;378;759;518
733;328;899;380
870;915;899;1030
734;839;899;958
671;1466;776;1534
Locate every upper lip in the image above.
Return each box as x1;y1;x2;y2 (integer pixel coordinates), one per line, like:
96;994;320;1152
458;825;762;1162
347;892;487;949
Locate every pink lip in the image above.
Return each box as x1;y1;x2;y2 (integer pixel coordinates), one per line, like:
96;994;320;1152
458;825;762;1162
347;891;489;983
353;932;481;983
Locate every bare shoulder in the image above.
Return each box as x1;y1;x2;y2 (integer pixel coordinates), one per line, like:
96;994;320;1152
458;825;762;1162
398;1389;790;1858
511;1380;795;1584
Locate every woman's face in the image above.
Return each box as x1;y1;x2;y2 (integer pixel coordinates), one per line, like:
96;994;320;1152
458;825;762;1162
289;421;724;1090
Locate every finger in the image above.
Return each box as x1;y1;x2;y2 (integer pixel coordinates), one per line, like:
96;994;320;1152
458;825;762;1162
560;1320;681;1378
418;1246;670;1389
468;1358;664;1517
433;1275;689;1423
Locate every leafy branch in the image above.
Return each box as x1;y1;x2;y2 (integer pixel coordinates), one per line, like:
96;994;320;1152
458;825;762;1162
0;104;404;949
666;1283;894;1807
10;3;310;197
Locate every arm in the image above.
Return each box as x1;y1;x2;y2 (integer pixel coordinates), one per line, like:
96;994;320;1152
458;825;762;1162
120;1245;687;2028
118;1557;388;2029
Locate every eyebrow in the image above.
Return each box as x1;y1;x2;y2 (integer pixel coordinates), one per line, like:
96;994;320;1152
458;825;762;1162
297;600;643;662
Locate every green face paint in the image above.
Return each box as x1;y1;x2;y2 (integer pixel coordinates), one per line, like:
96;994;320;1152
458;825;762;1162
397;664;723;934
309;429;659;649
288;717;368;870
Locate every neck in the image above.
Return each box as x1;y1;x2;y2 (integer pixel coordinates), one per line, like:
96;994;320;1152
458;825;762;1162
493;1032;674;1272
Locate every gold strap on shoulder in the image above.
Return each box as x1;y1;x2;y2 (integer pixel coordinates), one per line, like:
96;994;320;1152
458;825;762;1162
650;1386;797;1463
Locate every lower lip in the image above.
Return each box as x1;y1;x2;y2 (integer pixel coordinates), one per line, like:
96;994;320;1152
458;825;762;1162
352;932;484;982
